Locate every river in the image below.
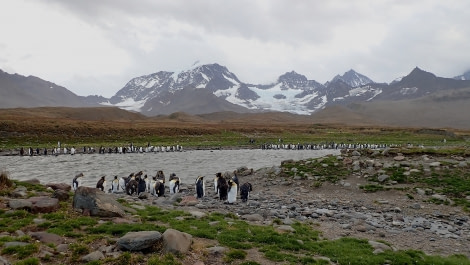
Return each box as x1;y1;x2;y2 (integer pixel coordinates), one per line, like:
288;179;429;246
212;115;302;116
0;149;340;188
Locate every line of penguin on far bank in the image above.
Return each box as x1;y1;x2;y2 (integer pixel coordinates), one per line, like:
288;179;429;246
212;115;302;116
72;170;253;204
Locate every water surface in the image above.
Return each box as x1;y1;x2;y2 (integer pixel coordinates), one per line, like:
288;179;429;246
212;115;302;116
1;149;339;188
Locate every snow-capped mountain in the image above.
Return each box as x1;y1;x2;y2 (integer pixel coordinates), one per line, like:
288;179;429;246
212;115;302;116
4;63;468;117
104;64;376;115
104;63;333;115
327;69;374;88
102;64;470;116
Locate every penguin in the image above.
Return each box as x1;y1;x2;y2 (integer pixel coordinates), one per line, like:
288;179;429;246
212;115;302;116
144;175;151;192
72;173;84;191
169;175;180;194
137;175;147;195
232;171;240;192
156;170;165;184
149;176;157;196
169;173;178;181
154;181;165;197
111;176;120;193
226;179;238;204
195;176;205;198
126;177;138;195
214;172;222;195
240;182;253;202
217;176;228;201
96;175;106;192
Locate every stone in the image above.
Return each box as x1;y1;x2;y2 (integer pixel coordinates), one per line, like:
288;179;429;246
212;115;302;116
189;211;206;218
73;186;125;217
117;231;162;251
162;229;192;254
52;189;70;201
241;213;264;222
46;183;71;191
30;197;60;214
276;225;295;233
10;186;28;198
369;240;392;254
207;246;227;255
29;232;64;245
393;155;405;161
377;174;390;182
81;251;105;262
8;196;60;214
7;199;32;210
179;196;199;206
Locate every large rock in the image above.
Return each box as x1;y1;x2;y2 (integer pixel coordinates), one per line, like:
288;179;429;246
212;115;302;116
30;197;60;214
117;231;162;251
8;197;59;214
162;229;192;254
72;187;125;217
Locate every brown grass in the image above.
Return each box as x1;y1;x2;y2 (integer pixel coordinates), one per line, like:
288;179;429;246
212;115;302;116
0;170;13;189
1;107;469;149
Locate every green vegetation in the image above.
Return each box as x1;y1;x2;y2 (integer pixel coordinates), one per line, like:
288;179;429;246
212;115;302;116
281;155;349;183
1;147;470;264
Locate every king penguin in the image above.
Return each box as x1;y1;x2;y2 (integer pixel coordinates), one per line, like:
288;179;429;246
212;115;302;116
227;179;238;204
72;173;84;191
195;176;205;198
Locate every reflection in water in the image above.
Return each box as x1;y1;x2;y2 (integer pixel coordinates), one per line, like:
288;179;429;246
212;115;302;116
1;149;339;188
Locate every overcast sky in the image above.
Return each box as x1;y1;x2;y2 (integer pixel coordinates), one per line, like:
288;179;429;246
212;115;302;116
1;0;469;97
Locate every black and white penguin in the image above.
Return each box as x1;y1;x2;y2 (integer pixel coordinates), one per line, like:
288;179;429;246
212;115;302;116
231;171;240;192
214;172;222;195
111;176;120;193
217;176;228;201
144;175;151;192
137;175;147;195
226;179;238;204
170;179;180;194
195;176;205;198
96;175;106;192
149;176;157;195
72;173;84;191
240;182;253;202
169;174;180;194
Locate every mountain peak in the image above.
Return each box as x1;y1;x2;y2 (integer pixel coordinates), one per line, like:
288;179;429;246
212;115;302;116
404;67;437;81
278;71;307;82
329;69;373;87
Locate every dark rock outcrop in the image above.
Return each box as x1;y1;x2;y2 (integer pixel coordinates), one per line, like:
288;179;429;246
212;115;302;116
72;186;125;217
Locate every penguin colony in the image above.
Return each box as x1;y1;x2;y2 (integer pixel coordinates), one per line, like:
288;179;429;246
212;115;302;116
73;169;253;204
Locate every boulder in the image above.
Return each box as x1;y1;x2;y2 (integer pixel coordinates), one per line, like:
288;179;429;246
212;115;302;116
162;229;192;254
73;186;125;217
117;231;162;251
29;232;64;245
81;251;105;262
7;199;33;210
30;197;60;214
46;183;71;191
52;189;70;201
8;197;59;214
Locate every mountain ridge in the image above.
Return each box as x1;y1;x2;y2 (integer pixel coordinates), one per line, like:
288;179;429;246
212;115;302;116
1;65;470;130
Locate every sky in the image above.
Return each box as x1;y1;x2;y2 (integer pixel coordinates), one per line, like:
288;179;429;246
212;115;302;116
1;0;469;98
